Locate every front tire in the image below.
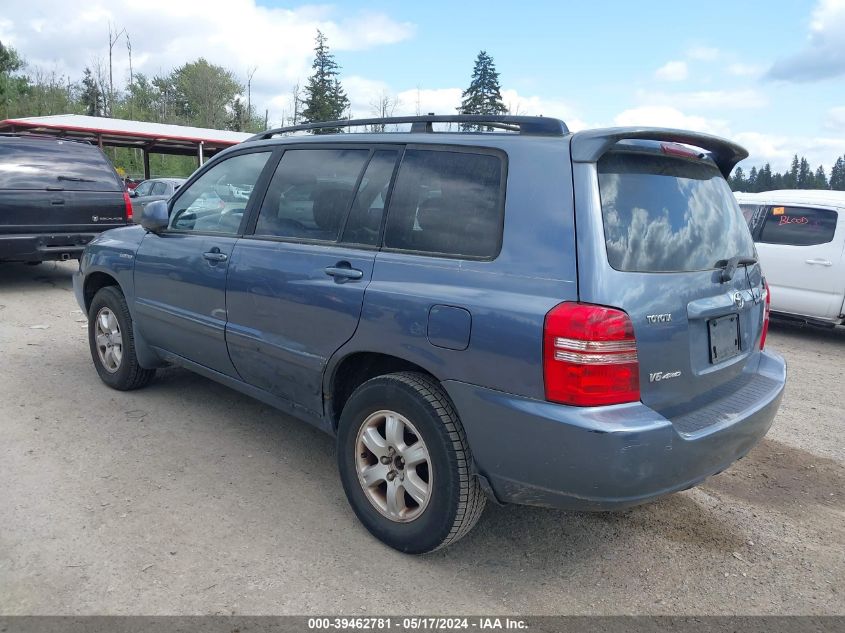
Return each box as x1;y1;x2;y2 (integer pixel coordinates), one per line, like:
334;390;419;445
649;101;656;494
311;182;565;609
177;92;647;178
88;286;155;390
337;372;486;553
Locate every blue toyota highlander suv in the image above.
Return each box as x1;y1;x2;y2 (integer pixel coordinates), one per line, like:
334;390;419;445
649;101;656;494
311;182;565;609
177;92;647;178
73;116;786;553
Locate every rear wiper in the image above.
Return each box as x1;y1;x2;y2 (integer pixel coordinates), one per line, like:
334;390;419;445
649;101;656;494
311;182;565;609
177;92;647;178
716;254;757;283
57;175;94;182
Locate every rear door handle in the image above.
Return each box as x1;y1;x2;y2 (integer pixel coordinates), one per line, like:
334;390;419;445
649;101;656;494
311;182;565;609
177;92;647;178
805;258;832;266
203;250;228;263
325;262;364;282
50;199;65;205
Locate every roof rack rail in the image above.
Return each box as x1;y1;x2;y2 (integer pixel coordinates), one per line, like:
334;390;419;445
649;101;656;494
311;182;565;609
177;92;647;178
247;115;569;141
0;132;92;144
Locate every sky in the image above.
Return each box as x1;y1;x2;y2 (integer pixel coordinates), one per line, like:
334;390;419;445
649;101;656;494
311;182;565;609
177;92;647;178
1;0;843;172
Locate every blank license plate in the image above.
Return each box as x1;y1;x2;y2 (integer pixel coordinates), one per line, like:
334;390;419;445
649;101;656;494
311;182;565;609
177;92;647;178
708;314;740;363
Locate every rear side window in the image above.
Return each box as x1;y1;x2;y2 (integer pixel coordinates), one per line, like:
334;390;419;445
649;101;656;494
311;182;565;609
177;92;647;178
384;149;504;259
757;205;837;246
254;149;369;242
0;139;122;191
598;152;755;272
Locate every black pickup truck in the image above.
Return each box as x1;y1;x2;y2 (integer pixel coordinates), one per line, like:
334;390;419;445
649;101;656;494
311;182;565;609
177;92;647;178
0;135;131;263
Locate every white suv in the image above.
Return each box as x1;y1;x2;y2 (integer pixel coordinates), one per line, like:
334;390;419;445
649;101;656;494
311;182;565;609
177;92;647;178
736;189;845;327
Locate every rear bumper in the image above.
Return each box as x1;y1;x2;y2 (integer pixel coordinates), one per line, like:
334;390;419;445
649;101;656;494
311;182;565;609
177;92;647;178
443;350;786;511
0;233;99;262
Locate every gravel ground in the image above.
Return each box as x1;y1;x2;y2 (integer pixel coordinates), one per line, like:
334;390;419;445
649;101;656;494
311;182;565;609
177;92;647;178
0;261;842;615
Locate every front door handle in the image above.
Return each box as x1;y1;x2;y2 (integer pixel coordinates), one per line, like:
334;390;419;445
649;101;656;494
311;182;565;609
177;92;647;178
50;199;65;205
203;249;228;263
325;261;364;282
805;258;832;266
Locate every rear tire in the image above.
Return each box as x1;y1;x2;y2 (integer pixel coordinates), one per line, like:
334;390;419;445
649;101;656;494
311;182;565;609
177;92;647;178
337;372;485;553
88;286;155;390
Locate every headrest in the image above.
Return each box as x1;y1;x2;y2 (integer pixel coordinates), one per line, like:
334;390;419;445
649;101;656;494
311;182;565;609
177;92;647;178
312;186;351;231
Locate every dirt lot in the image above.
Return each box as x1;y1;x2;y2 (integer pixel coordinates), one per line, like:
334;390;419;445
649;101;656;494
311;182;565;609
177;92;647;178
0;261;842;615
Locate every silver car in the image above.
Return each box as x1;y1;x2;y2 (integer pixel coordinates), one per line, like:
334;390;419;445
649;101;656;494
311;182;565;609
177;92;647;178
129;178;186;220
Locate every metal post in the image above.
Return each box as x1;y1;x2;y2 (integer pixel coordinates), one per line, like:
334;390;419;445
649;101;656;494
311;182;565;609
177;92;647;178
142;148;151;180
197;141;205;167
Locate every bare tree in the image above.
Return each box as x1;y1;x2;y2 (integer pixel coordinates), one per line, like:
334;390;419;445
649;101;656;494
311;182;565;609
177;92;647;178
288;81;302;125
107;23;126;116
246;65;258;120
369;90;400;132
91;57;110;114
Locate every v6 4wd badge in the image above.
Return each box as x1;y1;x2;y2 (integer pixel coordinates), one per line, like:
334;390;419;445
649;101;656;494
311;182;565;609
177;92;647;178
649;370;682;383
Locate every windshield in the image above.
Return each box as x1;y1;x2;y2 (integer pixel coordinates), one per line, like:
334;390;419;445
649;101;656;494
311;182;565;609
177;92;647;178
598;151;756;273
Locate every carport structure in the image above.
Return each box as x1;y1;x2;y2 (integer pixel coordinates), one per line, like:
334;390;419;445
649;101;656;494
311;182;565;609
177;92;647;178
0;114;252;179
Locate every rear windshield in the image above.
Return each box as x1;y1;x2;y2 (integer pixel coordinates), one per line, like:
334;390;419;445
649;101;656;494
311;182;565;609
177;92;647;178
0;139;122;191
598;152;755;272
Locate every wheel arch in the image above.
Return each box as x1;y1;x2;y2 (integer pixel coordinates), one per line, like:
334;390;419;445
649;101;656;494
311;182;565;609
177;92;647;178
83;271;122;313
326;351;441;431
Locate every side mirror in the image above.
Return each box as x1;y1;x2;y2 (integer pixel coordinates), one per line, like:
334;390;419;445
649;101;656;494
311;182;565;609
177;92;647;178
140;200;169;233
129;189;138;198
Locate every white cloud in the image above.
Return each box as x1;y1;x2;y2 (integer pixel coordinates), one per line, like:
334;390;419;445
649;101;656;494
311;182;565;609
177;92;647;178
727;62;765;77
734;131;845;171
825;106;845;131
687;46;720;61
0;0;415;124
636;89;768;110
654;60;688;81
766;0;845;81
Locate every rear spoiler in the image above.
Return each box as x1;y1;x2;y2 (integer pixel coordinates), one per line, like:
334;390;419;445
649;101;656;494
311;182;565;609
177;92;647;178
570;127;748;179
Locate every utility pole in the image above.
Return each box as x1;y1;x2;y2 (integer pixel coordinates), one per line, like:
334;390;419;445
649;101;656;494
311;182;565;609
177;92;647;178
126;32;133;118
246;66;258;122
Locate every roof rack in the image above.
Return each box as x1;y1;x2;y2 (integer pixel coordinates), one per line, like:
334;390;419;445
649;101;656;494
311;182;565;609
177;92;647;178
247;115;569;141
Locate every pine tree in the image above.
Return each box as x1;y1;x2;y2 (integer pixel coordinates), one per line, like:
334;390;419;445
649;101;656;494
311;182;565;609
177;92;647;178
300;30;349;134
748;166;758;192
831;156;845;191
797;157;812;188
730;166;747;191
757;163;773;192
458;51;507;130
80;67;103;117
783;155;799;188
813;165;828;189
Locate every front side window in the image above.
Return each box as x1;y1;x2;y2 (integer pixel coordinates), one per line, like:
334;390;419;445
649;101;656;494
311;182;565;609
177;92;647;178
757;205;837;246
169;151;271;234
253;149;370;241
383;149;504;258
598;151;756;272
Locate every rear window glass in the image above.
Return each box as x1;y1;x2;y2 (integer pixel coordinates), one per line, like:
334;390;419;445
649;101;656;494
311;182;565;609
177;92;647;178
0;139;122;191
384;149;504;259
757;205;837;246
598;152;755;272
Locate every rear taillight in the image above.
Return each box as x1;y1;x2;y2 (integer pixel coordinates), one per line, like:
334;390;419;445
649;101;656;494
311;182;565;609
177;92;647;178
760;279;771;350
543;302;640;407
123;190;133;223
